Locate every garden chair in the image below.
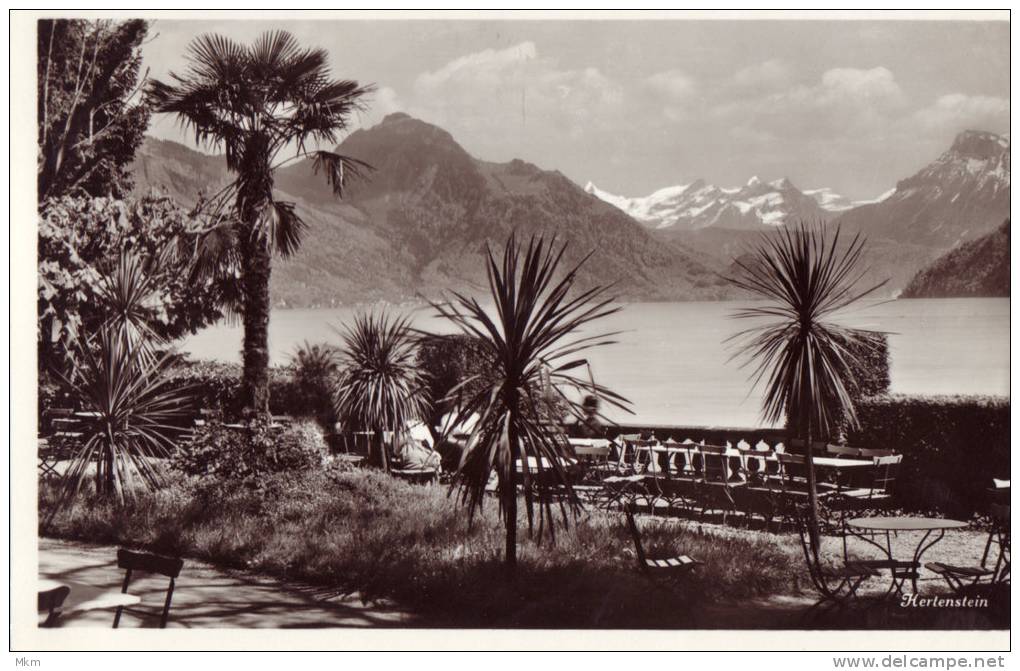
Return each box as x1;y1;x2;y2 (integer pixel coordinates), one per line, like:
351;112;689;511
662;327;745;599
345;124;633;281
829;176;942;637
112;549;184;629
793;506;878;605
927;504;1010;594
38;584;71;628
734;448;778;529
696;445;744;524
989;479;1010;505
837;454;903;510
623;504;700;577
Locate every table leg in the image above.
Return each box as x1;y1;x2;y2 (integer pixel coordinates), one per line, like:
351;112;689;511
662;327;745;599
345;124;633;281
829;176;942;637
910;528;945;593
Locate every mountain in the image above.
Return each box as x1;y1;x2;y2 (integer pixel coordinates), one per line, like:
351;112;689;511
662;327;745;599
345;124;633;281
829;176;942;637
901;220;1010;298
131;113;734;307
584;175;850;231
834;130;1010;247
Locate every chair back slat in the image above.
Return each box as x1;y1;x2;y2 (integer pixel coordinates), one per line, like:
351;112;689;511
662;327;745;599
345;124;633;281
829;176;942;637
117;549;183;578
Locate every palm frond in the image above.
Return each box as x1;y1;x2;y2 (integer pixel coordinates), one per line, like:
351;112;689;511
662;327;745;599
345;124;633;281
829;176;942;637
431;234;630;556
311;150;374;198
726;222;887;437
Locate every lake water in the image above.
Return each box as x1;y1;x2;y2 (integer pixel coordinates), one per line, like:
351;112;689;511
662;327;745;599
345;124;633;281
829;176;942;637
179;298;1010;427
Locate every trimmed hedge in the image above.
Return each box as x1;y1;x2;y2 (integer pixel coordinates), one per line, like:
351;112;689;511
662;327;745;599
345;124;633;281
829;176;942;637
162;360;307;420
848;394;1009;516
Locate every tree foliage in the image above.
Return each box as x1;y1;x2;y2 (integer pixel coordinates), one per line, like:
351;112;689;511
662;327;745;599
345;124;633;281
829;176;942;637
148;30;373;415
332;312;430;471
431;234;630;571
38;195;226;371
727;223;886;542
38;19;151;202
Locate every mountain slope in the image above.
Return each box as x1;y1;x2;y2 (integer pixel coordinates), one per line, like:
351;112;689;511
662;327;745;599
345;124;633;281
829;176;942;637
834;130;1010;247
132;114;734;306
901;220;1010;298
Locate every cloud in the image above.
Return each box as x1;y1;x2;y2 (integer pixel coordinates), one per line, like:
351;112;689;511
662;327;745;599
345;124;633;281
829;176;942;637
913;93;1010;133
732;59;791;90
645;69;697;99
408;41;622;143
415;42;538;92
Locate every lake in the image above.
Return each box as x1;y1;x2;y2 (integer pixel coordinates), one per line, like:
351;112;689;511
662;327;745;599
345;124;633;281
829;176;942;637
179;298;1010;427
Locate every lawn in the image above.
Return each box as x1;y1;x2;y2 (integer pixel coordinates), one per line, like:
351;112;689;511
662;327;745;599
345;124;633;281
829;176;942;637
39;464;807;628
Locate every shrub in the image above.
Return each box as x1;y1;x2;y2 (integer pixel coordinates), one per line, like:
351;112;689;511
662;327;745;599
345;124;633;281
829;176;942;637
289;341;340;426
162;360;304;421
173;418;328;486
848;394;1009;516
846;332;890;399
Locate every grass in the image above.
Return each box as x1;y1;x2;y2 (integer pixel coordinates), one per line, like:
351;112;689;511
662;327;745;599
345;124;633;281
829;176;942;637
40;466;807;628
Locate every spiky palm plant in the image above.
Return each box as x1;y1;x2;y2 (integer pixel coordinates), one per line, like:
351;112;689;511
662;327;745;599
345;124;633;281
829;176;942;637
150;31;373;417
50;327;193;508
47;250;193;513
332;312;430;472
431;234;630;572
727;223;886;544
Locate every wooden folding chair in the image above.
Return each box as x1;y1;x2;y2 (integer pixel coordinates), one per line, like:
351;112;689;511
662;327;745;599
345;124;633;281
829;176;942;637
927;504;1010;593
112;549;184;628
624;504;700;577
696;445;745;524
838;455;903;510
793;507;877;605
38;584;71;628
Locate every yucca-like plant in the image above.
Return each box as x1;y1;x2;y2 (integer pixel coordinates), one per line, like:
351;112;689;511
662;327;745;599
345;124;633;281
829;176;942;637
47;250;194;514
290;341;340;426
332;312;430;471
727;223;886;544
50;326;193;508
431;234;630;571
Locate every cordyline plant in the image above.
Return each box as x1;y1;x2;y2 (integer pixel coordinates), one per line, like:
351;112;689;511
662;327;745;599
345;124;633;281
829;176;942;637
149;30;373;418
46;251;193;516
332;312;430;472
727;223;886;546
431;234;630;572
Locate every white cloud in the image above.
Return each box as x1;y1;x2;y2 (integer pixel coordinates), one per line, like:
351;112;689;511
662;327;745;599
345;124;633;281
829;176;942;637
408;41;622;143
733;59;791;90
913;93;1010;133
645;69;697;99
415;42;538;92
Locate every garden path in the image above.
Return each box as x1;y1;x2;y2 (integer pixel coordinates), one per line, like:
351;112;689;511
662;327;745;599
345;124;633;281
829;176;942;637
38;537;417;628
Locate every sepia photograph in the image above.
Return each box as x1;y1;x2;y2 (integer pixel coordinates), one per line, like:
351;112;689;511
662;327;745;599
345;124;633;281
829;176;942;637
10;9;1011;653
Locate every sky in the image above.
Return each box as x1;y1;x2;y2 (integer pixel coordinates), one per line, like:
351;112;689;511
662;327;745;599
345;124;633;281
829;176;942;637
142;17;1010;200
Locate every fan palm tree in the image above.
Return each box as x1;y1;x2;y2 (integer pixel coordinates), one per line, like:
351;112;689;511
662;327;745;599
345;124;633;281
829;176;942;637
727;223;886;544
332;312;430;472
431;234;630;572
149;31;373;417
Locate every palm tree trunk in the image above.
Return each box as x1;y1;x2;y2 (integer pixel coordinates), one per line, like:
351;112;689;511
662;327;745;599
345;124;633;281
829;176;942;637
240;224;272;418
801;380;821;550
505;409;520;574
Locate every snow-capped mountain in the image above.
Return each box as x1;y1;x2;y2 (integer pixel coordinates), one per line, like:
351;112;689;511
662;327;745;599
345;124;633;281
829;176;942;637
585;176;861;231
835;130;1010;247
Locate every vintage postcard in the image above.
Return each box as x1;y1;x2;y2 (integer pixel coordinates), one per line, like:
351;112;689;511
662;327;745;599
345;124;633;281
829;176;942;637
10;9;1011;654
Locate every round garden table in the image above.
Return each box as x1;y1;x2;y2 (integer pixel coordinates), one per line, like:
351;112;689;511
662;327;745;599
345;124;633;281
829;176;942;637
846;516;970;595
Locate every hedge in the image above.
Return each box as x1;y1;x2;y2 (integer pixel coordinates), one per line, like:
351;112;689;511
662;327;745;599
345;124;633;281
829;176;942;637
848;394;1010;516
162;360;308;420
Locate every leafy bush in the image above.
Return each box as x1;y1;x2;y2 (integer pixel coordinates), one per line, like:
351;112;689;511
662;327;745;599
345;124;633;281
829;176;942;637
38;195;225;369
846;332;890;399
416;333;494;434
162;360;304;421
40;468;802;627
173;418;328;486
848;394;1009;515
289;341;339;426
